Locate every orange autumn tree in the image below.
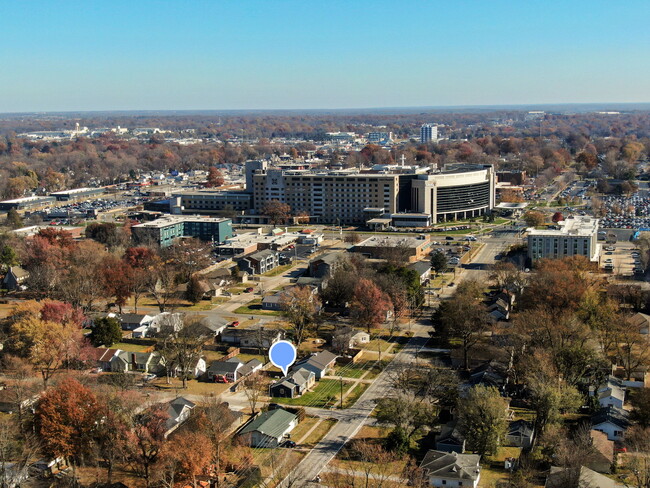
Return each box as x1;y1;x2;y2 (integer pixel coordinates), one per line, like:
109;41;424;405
351;278;393;333
34;378;101;473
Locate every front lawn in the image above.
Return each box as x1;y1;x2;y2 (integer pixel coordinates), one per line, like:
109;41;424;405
264;264;294;277
336;360;387;380
343;382;369;407
112;342;152;352
234;299;283;316
274;379;356;408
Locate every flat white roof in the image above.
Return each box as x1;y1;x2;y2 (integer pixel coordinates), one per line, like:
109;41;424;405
528;216;599;237
50;187;102;195
356;234;429;248
134;216;231;228
1;195;55;204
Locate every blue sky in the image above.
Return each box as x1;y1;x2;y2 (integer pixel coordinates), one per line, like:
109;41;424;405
2;0;649;111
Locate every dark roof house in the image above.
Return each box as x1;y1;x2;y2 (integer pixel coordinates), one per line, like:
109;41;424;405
435;422;466;453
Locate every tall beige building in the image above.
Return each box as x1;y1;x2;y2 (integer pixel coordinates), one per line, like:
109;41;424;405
253;169;399;224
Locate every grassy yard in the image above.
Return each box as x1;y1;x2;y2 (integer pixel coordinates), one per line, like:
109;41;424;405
289;416;320;442
274;379;356;408
336;360;387;380
479;446;525;488
342;382;369;407
234;299;283;316
202;349;226;362
251;449;306;487
264;264;294;277
112;342;152;352
148;376;231;396
237;353;267;364
362;338;396;354
301;418;337;448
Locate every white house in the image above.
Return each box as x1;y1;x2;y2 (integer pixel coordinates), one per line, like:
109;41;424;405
420;450;481;488
591;406;630;442
349;331;370;348
164;397;196;437
598;385;625;409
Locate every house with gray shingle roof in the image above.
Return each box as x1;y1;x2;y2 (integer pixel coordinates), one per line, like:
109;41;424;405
110;351;165;374
165;397;196;437
293;350;337;380
420;450;481;488
505;419;535;448
239;408;298;448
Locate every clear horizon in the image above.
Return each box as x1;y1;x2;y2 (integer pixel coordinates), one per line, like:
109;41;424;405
2;0;650;112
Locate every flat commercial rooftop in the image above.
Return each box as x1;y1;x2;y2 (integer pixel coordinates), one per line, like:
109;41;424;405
528;216;598;236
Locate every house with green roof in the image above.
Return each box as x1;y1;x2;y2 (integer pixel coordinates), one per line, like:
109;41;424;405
239;408;298;448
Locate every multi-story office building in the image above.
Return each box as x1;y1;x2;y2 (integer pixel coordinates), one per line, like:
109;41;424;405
527;216;599;262
170;191;253;215
420;124;438;143
367;132;393;144
252;169;400;224
132;216;233;247
410;166;495;223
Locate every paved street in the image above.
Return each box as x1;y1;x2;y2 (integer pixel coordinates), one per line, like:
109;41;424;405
278;227;513;487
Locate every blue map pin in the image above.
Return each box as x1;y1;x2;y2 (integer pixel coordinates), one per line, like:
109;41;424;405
269;340;297;376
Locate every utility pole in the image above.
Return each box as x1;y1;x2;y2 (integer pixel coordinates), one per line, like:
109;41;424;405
340;376;343;409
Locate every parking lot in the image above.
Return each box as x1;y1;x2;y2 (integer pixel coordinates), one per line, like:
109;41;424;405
599;240;643;276
599;193;650;229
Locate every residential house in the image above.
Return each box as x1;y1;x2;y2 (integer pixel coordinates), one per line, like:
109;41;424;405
110;351;165;374
349;331;370;348
597;384;625;409
505;420;535;449
467;360;508;391
164;397;196;437
178;277;224;300
119;313;154;331
630;312;650;335
408;260;432;284
587;430;614;474
238;249;279;275
269;368;316;398
435;422;466;453
2;266;29;290
592;406;630;441
419;450;481;488
147;312;184;336
85;347;120;371
239;408;298;448
192;316;228;339
295;276;327;292
294;350;338;380
309;252;342;279
220;327;284;349
239;358;263;377
207;358;244;383
545;466;621;488
262;293;284;311
175;357;207;379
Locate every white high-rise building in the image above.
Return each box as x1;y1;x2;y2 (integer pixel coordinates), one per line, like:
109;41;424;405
420;124;438;143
